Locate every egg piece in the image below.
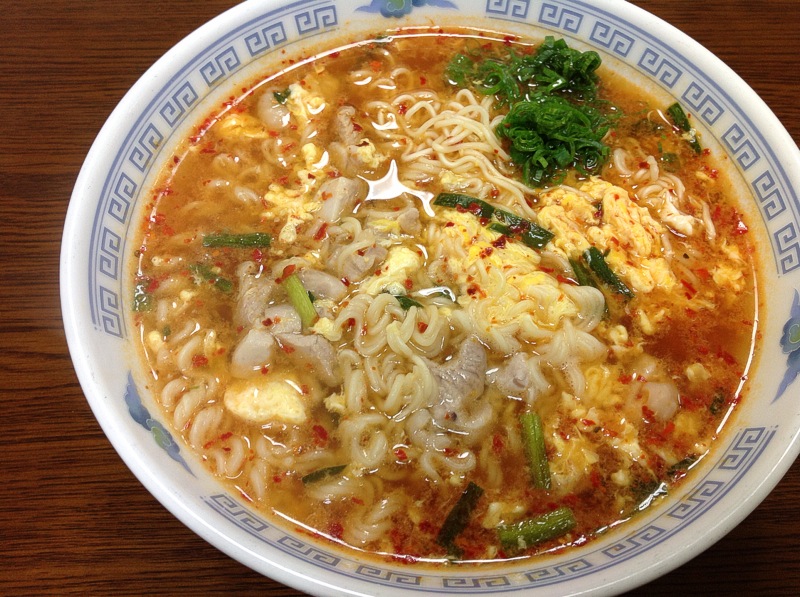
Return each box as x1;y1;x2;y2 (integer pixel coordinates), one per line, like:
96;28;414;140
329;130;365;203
224;377;307;424
215;112;269;139
361;246;422;295
354;139;386;169
285;83;326;128
538;178;677;294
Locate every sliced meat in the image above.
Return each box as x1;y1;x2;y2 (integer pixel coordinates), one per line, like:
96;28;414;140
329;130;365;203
334;105;362;146
298;268;348;302
261;304;302;334
230;329;276;378
427;337;487;431
256;88;291;130
492;352;530;397
315;177;365;224
275;332;341;387
234;263;275;328
338;245;388;283
396;206;421;236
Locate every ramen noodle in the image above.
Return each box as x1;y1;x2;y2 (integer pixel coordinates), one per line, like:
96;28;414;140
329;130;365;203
131;30;758;563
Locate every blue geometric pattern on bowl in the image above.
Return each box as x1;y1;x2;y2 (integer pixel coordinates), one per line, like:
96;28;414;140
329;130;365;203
80;0;800;591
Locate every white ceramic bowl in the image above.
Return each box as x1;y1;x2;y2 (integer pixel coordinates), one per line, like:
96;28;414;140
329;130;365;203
61;1;800;595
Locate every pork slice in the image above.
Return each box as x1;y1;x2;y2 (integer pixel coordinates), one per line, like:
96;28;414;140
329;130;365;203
275;332;341;387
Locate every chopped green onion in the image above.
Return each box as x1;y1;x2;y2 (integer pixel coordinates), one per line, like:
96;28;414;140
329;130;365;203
273;88;291;105
434;193;553;250
447;36;602;107
393;294;423;310
520;412;551;490
282;273;318;329
436;481;484;556
446;37;618;187
497;506;576;551
202;232;272;249
497;93;613;186
301;464;346;485
433;193;495;218
583;247;634;299
666;102;702;154
569;257;596;289
189;264;233;293
666;455;698;478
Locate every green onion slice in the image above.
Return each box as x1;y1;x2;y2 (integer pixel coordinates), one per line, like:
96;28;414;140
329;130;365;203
436;481;484;556
301;464;346;485
497;506;576;551
202;232;272;249
283;273;318;328
520;412;551;490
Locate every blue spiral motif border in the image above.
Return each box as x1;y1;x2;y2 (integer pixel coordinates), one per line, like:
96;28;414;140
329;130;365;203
201;426;774;592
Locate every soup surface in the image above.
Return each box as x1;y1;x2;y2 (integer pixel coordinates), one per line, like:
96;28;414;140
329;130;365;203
131;30;758;563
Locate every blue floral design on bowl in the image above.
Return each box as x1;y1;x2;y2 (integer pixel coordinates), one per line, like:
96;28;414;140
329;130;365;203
124;373;193;474
776;289;800;401
356;0;457;19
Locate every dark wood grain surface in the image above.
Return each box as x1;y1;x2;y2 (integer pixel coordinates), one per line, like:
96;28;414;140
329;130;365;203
1;1;798;594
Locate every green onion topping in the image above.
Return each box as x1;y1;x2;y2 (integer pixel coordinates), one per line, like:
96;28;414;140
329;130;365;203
301;464;346;485
436;481;484;557
283;273;318;329
520;412;551;490
202;232;272;249
497;506;576;551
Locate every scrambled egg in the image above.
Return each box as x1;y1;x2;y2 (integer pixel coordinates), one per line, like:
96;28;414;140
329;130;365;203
261;142;331;243
538;178;676;294
361;246;422;295
354;139;385;169
285;83;326;128
223;377;307;424
215;113;270;139
435;209;580;334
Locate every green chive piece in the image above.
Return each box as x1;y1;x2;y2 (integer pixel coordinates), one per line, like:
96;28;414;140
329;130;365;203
666;102;702;154
436;482;484;556
301;464;346;485
435;193;553;250
497;506;576;551
393;294;423;310
283;273;318;329
520;412;551;490
583;247;634;299
202;232;272;249
189;264;233;293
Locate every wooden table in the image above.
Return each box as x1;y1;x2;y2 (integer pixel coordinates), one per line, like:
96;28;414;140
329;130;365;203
2;1;798;594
